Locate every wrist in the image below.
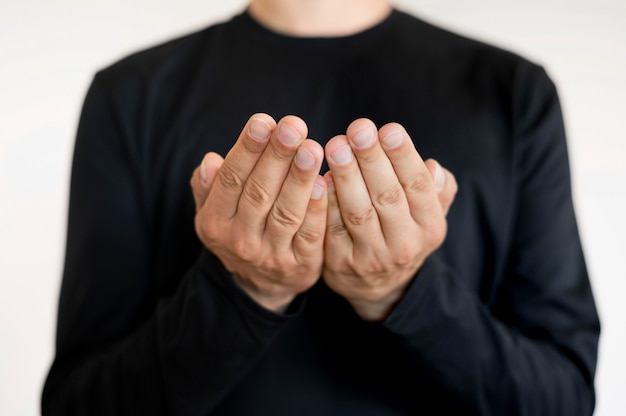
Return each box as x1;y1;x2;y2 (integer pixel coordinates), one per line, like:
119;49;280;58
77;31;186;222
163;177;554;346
347;282;410;322
231;273;296;313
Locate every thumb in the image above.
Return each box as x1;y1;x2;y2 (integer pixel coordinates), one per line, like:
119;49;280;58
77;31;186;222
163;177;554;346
190;152;224;212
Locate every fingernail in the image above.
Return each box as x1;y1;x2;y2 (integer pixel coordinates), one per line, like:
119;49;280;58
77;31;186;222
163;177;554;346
311;182;325;200
330;144;353;165
351;127;375;149
434;162;446;192
382;130;403;149
249;117;272;142
200;158;208;183
279;123;301;147
295;147;316;170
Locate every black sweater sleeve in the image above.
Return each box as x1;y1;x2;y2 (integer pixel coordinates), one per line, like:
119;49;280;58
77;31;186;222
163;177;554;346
375;65;600;415
41;73;300;415
42;16;600;414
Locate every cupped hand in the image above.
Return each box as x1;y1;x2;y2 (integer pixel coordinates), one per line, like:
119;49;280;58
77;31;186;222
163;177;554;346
190;114;328;313
323;119;457;321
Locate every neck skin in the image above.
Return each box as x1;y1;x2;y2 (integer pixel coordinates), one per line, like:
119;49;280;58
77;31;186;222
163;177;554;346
247;0;392;37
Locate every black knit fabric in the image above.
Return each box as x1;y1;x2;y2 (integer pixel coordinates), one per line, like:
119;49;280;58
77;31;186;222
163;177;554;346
42;9;599;415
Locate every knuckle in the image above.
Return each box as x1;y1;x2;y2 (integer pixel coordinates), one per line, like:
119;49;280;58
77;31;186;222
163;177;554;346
406;170;431;195
201;223;219;244
243;178;272;206
195;219;209;243
327;260;356;277
328;220;349;236
307;199;327;215
231;236;257;262
218;164;244;192
270;202;302;228
345;206;375;227
394;246;417;269
295;225;323;244
197;215;228;251
328;194;341;209
364;258;387;276
375;185;403;207
259;256;281;276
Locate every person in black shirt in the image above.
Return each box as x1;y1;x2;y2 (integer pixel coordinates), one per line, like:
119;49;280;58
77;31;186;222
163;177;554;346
43;0;600;414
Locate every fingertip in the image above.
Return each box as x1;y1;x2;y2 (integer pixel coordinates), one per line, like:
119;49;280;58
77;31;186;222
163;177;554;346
281;114;307;131
250;112;276;124
325;135;353;166
323;171;335;192
381;130;404;150
293;149;312;172
346;118;377;150
199;162;207;184
201;152;225;186
428;159;446;193
445;168;459;197
311;177;327;200
278;115;309;147
378;122;405;136
203;151;225;166
346;118;376;134
294;140;324;171
440;168;458;216
302;139;325;161
324;134;348;153
248;115;275;143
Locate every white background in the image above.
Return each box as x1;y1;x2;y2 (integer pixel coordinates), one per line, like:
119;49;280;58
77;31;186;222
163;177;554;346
1;1;624;414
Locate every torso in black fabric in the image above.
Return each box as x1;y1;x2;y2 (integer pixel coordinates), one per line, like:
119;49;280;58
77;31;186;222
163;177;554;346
42;10;600;416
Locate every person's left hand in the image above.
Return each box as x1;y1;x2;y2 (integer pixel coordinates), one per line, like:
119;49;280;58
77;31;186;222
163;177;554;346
323;119;458;321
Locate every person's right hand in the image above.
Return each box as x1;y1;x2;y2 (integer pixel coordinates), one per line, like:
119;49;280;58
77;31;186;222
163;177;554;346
191;114;328;313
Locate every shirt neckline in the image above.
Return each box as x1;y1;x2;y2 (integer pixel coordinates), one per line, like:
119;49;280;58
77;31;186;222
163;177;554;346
235;8;399;47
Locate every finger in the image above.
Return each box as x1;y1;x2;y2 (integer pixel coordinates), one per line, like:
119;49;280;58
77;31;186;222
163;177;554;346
377;123;442;224
425;159;458;216
324;134;381;248
292;175;328;264
322;172;353;262
237;115;308;233
190;152;224;212
206;113;276;219
264;139;324;247
344;118;414;244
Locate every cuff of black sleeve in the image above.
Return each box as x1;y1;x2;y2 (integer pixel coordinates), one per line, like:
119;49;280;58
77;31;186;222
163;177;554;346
381;254;443;335
197;248;307;326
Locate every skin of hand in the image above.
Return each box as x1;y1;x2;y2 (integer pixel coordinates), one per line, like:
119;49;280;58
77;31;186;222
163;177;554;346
190;113;328;313
190;115;457;319
323;119;458;321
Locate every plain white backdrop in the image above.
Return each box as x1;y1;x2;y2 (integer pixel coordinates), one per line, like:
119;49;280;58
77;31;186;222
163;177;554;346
1;1;624;414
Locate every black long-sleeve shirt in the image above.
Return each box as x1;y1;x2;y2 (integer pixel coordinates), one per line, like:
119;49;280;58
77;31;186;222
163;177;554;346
42;9;600;415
